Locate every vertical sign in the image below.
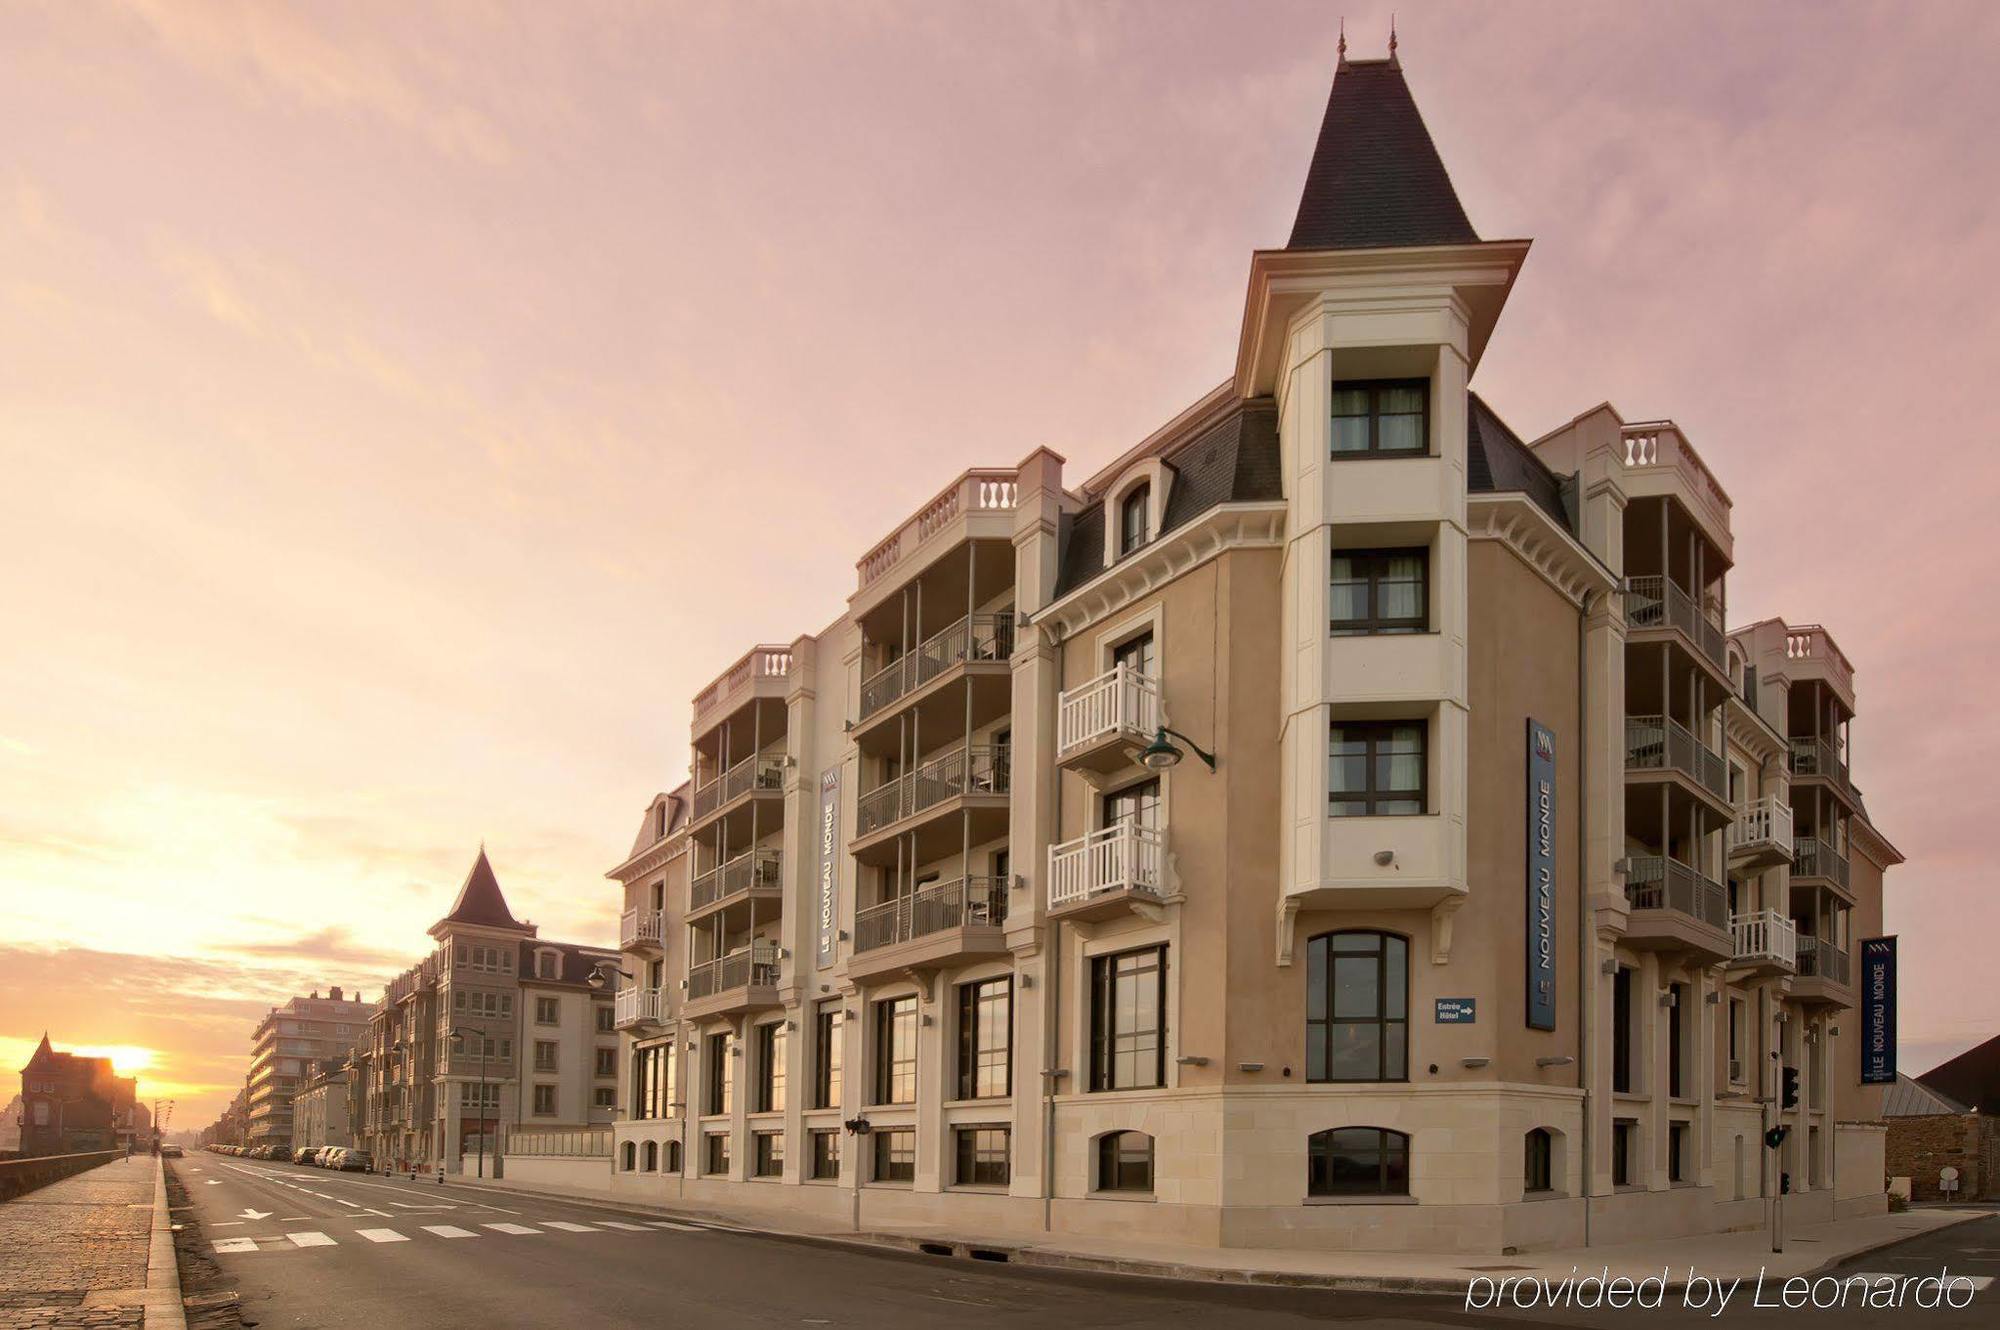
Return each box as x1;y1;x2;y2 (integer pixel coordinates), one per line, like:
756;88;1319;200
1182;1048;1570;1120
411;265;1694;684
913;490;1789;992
1860;936;1897;1085
815;766;842;969
1525;719;1558;1031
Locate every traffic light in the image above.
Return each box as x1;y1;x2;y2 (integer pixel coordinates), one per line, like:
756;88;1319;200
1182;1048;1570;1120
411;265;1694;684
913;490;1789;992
1764;1125;1789;1150
1780;1066;1799;1110
1781;1171;1792;1195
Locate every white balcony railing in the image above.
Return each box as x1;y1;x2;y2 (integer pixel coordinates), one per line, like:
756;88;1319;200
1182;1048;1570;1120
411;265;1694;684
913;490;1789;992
614;986;666;1028
1730;909;1797;968
1049;821;1165;910
619;908;664;950
1726;796;1795;861
1056;663;1161;757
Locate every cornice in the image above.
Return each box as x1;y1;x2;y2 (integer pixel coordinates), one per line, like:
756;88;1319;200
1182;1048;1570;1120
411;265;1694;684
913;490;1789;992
1465;494;1616;609
605;832;688;884
1033;502;1287;640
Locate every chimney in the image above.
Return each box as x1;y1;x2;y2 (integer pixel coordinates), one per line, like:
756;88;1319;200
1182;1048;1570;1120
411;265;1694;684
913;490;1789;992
330;986;343;1001
310;989;319;1000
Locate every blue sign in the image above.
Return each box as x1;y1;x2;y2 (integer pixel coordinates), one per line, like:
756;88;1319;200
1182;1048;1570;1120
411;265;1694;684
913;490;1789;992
1860;936;1897;1085
1436;998;1477;1024
1525;719;1558;1031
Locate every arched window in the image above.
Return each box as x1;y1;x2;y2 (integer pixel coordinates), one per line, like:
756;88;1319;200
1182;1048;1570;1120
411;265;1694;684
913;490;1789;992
1524;1128;1553;1193
621;1141;636;1172
1307;1127;1408;1197
1119;483;1151;556
1305;932;1408;1082
665;1140;683;1174
1096;1131;1153;1193
642;1140;658;1171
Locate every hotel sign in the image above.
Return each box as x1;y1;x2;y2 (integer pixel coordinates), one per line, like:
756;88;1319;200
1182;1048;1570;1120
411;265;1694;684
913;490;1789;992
1435;997;1477;1024
815;766;841;969
1525;719;1558;1031
1860;936;1897;1085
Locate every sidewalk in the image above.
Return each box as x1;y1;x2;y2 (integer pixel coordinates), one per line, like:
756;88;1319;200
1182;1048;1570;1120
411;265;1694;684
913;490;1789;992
451;1173;1993;1293
0;1155;185;1330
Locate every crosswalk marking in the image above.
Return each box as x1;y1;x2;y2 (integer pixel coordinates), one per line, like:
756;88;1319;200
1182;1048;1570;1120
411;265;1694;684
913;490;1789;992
540;1221;597;1232
647;1221;706;1232
482;1222;541;1235
285;1231;336;1247
596;1221;649;1231
212;1216;726;1255
423;1225;479;1239
356;1229;409;1243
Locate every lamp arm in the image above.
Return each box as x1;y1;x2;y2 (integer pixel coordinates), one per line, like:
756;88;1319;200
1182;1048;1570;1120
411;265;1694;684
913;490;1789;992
1160;726;1218;771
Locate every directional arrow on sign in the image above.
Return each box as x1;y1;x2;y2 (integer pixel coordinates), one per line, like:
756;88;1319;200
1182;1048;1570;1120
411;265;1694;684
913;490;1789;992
236;1208;273;1220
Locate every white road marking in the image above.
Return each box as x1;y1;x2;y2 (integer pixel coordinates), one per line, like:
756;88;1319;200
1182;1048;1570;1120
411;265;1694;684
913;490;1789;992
595;1221;650;1231
390;1201;455;1210
423;1225;479;1239
1845;1272;1993;1290
482;1222;541;1235
285;1231;337;1248
212;1238;259;1254
204;1180;223;1186
540;1221;598;1232
336;1198;363;1207
356;1229;409;1243
236;1208;272;1220
646;1221;707;1232
212;1222;243;1228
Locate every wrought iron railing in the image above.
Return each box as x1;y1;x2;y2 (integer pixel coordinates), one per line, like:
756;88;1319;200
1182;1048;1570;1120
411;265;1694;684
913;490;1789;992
855;745;1011;838
686;943;781;1001
857;614;1015;719
853;877;1007;953
690;848;783;913
1624;856;1728;930
1626;715;1728;800
1626;574;1726;667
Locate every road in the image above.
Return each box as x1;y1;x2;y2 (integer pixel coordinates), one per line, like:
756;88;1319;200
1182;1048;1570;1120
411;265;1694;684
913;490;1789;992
171;1157;1995;1329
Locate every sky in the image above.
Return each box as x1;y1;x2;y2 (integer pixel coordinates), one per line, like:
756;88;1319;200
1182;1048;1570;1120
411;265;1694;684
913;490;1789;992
3;0;1997;1128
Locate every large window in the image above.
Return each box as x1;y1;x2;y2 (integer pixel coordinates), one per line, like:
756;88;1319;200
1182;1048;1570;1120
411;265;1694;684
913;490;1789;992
704;1032;732;1117
1089;945;1166;1091
809;1129;840;1180
1113;631;1156;680
632;1042;675;1120
704;1131;729;1176
1305;931;1408;1082
1611;966;1634;1095
1330;549;1428;635
1119;483;1151;555
531;1084;556;1116
812;1003;843;1109
873;997;917;1105
872;1128;915;1184
533;1041;558;1073
1306;1127;1409;1197
1328;721;1425;816
954;1127;1010;1187
753;1131;784;1179
1524;1128;1553;1193
957;978;1012;1100
1103;778;1160;833
535;996;559;1025
1667;983;1686;1099
756;1021;786;1113
1612;1120;1636;1186
1329;379;1427;456
1096;1131;1153;1193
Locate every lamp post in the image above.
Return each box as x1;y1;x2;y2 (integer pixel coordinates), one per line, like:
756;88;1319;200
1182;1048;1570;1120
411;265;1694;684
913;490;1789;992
1136;725;1217;772
447;1027;489;1179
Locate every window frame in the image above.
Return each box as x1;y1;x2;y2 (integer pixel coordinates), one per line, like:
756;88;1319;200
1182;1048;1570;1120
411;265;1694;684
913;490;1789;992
1306;1126;1410;1198
1088;945;1168;1092
1095;1130;1154;1194
1328;377;1430;458
871;1127;915;1184
812;1002;842;1110
1118;482;1152;556
1329;547;1430;636
531;1083;557;1117
956;977;1013;1101
952;1126;1010;1188
1524;1128;1553;1194
704;1032;732;1117
873;996;918;1106
753;1130;784;1179
1304;930;1409;1084
1327;719;1428;816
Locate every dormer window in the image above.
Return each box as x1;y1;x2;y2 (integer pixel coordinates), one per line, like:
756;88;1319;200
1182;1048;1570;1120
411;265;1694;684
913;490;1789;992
1331;379;1428;456
1119;483;1151;556
537;950;558;980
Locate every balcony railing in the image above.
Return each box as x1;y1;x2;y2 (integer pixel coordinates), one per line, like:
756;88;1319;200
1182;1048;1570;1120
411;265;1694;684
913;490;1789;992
1795;936;1851;986
1624;856;1729;930
1727;795;1795;861
692;753;786;821
1784;624;1855;701
1731;909;1797;968
1626;715;1728;800
619;907;664;950
1626;574;1725;668
855;744;1011;838
686;943;781;1001
1788;737;1853;800
1620;423;1733;540
858;614;1015;720
614;986;666;1028
856;469;1020;590
1049;821;1165;911
692;645;793;726
1056;663;1161;757
690;848;783;913
1791;835;1850;890
854;877;1007;953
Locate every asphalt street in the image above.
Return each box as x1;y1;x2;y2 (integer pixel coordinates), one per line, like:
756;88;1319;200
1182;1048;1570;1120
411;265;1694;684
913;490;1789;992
171;1158;1996;1330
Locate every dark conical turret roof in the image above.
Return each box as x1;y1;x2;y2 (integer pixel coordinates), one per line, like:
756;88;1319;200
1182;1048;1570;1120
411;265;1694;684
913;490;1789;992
1287;56;1478;252
434;848;529;932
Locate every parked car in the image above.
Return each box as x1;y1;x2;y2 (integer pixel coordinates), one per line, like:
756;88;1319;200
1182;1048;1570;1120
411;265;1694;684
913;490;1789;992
295;1146;320;1166
316;1148;342;1168
160;1144;183;1158
335;1150;373;1173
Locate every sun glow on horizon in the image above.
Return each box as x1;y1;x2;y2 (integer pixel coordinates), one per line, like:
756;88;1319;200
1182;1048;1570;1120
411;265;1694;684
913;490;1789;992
66;1044;157;1076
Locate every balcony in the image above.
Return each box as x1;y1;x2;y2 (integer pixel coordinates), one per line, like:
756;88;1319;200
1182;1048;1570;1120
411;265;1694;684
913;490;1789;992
1782;624;1856;712
1049;821;1167;920
847;877;1009;982
851;745;1010;863
1619;422;1733;557
1727;796;1795;871
1791;834;1851;895
1627;574;1726;672
1788;737;1856;807
692;645;793;738
1792;936;1853;1006
689;848;783;919
854;469;1020;608
619;908;665;952
1622;856;1732;961
683;944;782;1020
1056;663;1161;774
1626;715;1729;807
857;613;1013;725
691;753;786;824
614;986;667;1029
1730;909;1797;974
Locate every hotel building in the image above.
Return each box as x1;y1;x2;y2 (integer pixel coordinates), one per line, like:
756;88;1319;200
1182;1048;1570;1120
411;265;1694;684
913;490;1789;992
601;47;1903;1253
243;987;373;1149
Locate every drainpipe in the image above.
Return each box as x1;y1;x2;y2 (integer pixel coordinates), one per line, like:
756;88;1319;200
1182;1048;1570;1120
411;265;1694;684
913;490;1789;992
1043;916;1060;1233
1578;588;1598;1248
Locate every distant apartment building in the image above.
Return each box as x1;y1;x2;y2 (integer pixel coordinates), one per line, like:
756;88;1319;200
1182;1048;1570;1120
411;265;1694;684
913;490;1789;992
598;46;1904;1254
352;850;620;1171
16;1034;145;1156
243;987;373;1147
291;1058;358;1152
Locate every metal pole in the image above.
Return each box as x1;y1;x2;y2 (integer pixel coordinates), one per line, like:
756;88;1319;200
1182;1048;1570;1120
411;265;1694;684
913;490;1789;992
477;1044;488;1180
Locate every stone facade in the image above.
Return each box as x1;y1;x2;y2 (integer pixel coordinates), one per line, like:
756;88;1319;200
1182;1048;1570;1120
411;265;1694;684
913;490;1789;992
1886;1113;1998;1202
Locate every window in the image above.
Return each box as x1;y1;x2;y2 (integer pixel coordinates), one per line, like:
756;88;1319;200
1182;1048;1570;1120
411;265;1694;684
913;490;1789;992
594;1047;617;1078
534;1040;558;1073
873;997;917;1105
1306;1127;1409;1197
957;978;1012;1100
1728;998;1745;1080
704;1132;729;1176
537;951;558;979
1612;967;1634;1094
536;996;559;1025
1305;932;1408;1082
665;1141;682;1174
1668;983;1686;1099
954;1127;1010;1187
1525;1128;1553;1193
596;1004;614;1033
1102;777;1160;835
753;1131;784;1178
1330;549;1428;635
642;1140;657;1171
622;1141;636;1171
1329;379;1427;456
1112;630;1156;681
1328;721;1425;815
812;1003;843;1109
532;1084;557;1116
458;1082;499;1109
756;1022;787;1113
1612;1120;1636;1186
1096;1131;1153;1193
593;1087;616;1110
704;1032;733;1116
809;1129;841;1180
1119;483;1151;555
1089;945;1166;1091
1669;1122;1691;1183
632;1043;674;1120
872;1128;915;1184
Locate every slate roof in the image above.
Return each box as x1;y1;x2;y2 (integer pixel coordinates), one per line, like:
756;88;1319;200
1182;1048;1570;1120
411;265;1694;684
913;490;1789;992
1918;1034;2000;1115
435;848;531;933
1468;392;1574;529
1054;398;1281;599
1885;1072;1970;1118
1287;58;1479;252
517;938;622;989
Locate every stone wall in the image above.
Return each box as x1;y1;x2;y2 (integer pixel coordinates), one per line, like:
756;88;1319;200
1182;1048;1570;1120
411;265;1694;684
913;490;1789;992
1884;1113;1996;1202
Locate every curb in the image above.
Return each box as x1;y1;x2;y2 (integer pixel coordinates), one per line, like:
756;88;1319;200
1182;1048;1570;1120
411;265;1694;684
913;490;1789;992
144;1156;188;1330
1800;1207;1993;1281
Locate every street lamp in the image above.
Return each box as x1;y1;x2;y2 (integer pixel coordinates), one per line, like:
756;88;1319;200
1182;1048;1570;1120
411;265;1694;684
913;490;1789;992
447;1027;489;1179
1137;725;1217;772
